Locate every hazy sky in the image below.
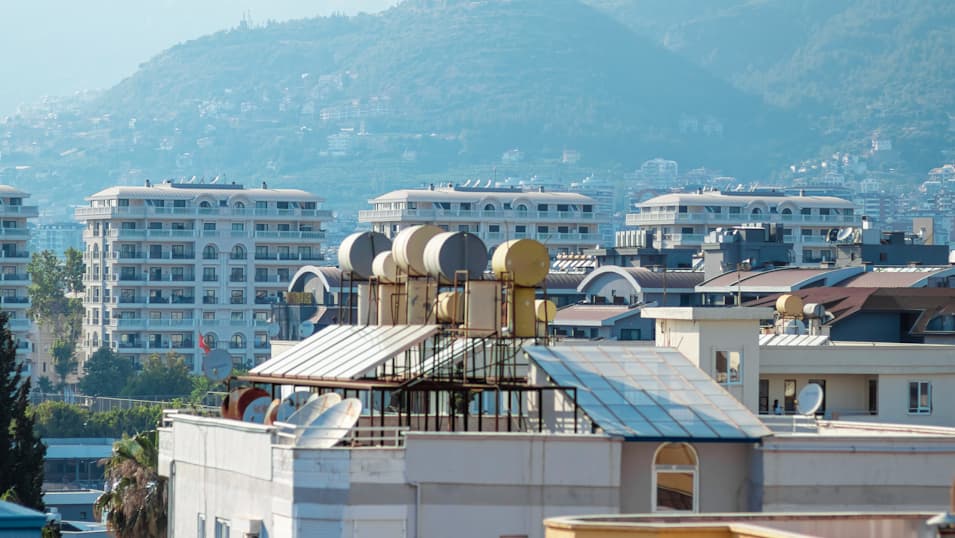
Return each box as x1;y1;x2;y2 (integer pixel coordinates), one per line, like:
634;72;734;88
0;0;396;115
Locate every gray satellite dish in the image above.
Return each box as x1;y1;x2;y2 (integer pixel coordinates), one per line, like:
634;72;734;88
242;396;273;423
275;391;313;422
296;398;363;448
796;383;824;416
299;321;315;337
285;392;342;428
266;323;280;337
202;349;233;383
836;227;854;242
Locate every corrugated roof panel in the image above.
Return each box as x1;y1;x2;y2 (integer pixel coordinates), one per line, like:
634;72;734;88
524;343;770;441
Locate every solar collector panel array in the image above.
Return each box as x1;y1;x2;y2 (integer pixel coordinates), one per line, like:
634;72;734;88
525;344;770;441
250;324;441;380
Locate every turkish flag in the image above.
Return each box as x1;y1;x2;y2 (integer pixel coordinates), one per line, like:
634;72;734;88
198;334;211;354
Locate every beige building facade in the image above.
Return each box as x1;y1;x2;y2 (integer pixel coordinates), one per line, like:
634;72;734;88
0;186;38;379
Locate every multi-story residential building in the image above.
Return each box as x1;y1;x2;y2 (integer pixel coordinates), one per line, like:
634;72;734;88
0;186;38;378
358;184;609;255
74;180;330;372
29;221;84;257
625;189;859;264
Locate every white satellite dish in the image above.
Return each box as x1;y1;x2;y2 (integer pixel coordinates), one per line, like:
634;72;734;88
796;383;824;416
266;323;280;337
242;395;274;423
836;227;854;242
202;349;233;383
275;390;313;422
299;321;315;338
296;398;363;448
285;392;342;428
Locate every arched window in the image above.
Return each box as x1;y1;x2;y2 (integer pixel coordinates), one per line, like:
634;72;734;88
203;245;218;260
230;333;246;349
516;204;528;213
203;333;218;350
233;201;245;209
92;244;99;256
231;245;246;260
199;201;212;208
653;442;698;512
751;208;762;215
484;204;495;211
781;208;792;215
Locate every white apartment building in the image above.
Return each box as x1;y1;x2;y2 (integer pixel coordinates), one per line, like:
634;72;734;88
625;190;859;263
74;181;330;372
0;186;38;377
358;184;608;255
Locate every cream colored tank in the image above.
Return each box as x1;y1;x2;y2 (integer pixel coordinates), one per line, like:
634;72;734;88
534;299;557;323
422;231;488;283
775;294;804;317
392;225;444;277
371;251;400;284
435;291;464;323
491;239;549;287
510;286;538;337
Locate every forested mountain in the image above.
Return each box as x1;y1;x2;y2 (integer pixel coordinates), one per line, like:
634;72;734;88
1;0;951;212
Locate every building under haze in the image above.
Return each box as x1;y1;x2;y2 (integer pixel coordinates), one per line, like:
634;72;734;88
625;189;859;264
358;183;608;255
0;186;37;380
74;180;330;373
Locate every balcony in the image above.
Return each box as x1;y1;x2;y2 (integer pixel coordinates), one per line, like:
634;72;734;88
0;250;29;260
625;211;857;227
0;273;29;283
0;228;30;239
0;205;39;218
6;318;32;331
76;205;331;220
358;207;603;224
203;297;218;305
0;296;30;305
251;230;326;241
117;296;147;305
253;252;324;262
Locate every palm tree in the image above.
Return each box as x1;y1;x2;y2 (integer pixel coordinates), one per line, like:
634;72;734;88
94;430;167;538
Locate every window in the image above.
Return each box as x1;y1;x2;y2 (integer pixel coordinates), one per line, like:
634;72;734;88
231;245;246;260
255;223;267;231
232;223;245;232
909;382;932;414
197;514;206;538
537;225;549;234
214;518;230;538
537;204;548;212
728;206;741;214
203;245;218;260
230;333;246;349
714;351;741;384
255;268;268;282
204;289;217;305
203;268;217;282
759;379;769;414
488;224;500;233
230;267;245;282
203;223;216;231
230;289;245;304
653;442;698;512
784;379;796;413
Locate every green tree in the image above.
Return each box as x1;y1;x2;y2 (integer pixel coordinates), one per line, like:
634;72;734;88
121;354;194;400
63;247;86;294
79;347;135;397
27;250;84;343
0;313;46;510
31;402;163;439
35;376;55;395
95;430;167;538
51;339;78;392
30;401;90;438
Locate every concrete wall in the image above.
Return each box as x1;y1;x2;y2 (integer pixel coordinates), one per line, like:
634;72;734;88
760;435;955;512
619;442;755;514
878;374;955;427
759;374;872;417
405;433;622;538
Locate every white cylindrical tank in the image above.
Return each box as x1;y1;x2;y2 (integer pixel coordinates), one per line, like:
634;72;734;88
338;231;392;280
422;231;488;283
435;291;464;323
491;238;549;287
392;225;444;277
371;251;400;284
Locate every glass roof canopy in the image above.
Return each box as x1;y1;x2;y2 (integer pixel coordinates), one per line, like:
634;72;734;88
524;343;771;442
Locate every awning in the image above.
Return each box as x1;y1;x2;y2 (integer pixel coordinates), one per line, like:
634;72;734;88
250;324;441;381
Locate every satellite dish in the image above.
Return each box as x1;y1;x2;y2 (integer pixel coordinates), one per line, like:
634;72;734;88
296;398;363;448
826;229;839;242
836;227;854;242
285;392;342;428
796;383;824;416
202;349;233;383
299;321;315;338
242;396;274;423
266;323;280;337
263;399;281;425
275;391;313;422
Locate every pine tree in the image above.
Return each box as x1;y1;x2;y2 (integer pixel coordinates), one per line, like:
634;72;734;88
0;312;46;510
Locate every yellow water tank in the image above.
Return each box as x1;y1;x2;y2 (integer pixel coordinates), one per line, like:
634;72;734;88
491;239;549;287
435;291;464;323
511;286;538;337
534;299;557;323
775;294;804;317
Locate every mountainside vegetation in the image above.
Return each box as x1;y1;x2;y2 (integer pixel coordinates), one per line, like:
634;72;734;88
1;0;952;211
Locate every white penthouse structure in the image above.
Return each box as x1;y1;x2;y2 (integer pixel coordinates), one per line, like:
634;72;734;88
625;190;859;264
0;187;37;377
358;184;608;255
75;180;330;372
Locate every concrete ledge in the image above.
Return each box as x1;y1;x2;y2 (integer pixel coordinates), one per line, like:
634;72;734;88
642;307;774;321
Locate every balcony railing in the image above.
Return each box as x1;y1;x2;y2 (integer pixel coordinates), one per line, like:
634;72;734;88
625;211;857;226
0;228;30;238
0;206;39;217
253;252;323;261
76;205;331;220
358;208;601;222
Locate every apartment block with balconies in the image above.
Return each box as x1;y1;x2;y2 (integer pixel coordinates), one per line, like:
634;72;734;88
75;180;330;373
358;184;609;255
0;187;38;378
625;190;859;264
